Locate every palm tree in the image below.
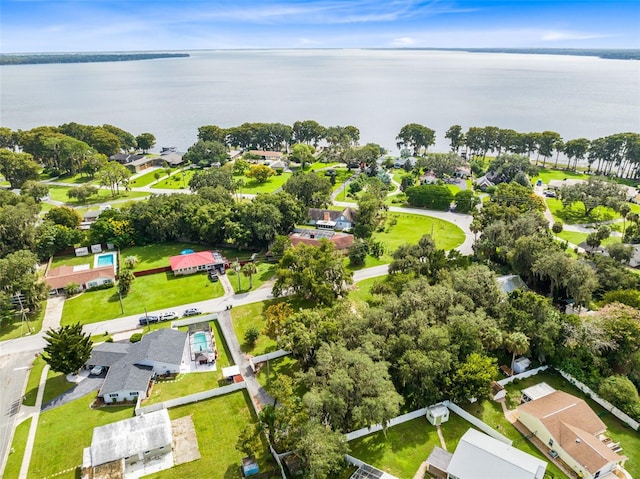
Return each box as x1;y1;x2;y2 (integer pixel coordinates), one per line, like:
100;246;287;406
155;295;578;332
242;262;258;290
505;332;529;372
619;204;631;240
123;255;139;269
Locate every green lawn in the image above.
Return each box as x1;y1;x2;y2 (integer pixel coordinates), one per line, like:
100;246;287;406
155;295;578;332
38;202;55;214
0;304;45;341
546;198;620;224
42;369;77;405
503;370;640;478
446;184;462;196
61;272;224;325
23;356;47;406
29;394;133;479
385;192;408;206
531;168;589;185
49;252;99;270
348;414;470;478
145;321;233;405
372;212;466;252
231;301;279;355
344;254;389;271
151;169;194;189
348;276;383;305
556;230;621;248
150;391;275;479
237;172;292;194
331;169;355;192
47;185;149;205
55;173;96;184
228;262;277;294
255;355;301;392
4;417;32;479
462;400;566;478
130;168;176;187
305;161;341;172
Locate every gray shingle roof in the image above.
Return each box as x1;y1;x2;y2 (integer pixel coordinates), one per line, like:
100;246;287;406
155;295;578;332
98;362;153;397
128;328;187;365
88;342;131;368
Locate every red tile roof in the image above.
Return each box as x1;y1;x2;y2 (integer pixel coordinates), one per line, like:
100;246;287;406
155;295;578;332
46;265;115;290
169;251;215;271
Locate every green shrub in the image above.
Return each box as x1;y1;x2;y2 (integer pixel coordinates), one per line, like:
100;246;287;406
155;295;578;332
244;327;260;346
130;333;142;343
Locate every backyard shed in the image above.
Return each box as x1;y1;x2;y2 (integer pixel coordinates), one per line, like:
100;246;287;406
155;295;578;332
512;357;531;374
426;403;449;426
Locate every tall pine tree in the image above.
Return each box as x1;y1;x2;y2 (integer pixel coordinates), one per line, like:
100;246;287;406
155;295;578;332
42;323;93;375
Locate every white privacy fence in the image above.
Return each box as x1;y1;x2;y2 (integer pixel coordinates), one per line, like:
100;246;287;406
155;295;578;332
497;366;549;386
443;401;512;445
249;349;292;372
135;381;246;416
344;408;427;441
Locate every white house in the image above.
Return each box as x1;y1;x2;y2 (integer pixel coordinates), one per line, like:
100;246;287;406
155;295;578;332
169;250;227;276
93;329;190;403
82;409;173;478
45;265;115;293
517;390;628;479
435;428;547;479
308;207;355;230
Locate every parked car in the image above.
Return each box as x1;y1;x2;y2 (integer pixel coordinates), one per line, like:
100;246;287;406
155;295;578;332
90;366;103;376
543;190;557;198
160;311;177;321
138;315;159;325
183;308;201;317
209;271;219;282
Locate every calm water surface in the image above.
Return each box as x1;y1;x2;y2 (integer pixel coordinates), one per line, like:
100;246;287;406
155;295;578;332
1;50;639;152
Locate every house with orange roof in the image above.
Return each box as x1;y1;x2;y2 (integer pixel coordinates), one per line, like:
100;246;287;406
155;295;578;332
517;388;628;479
45;265;115;293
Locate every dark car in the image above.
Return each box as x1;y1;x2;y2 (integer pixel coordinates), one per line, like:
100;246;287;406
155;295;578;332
138;315;159;325
209;271;219;282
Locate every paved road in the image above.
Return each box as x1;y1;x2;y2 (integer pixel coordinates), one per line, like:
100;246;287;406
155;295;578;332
0;352;33;477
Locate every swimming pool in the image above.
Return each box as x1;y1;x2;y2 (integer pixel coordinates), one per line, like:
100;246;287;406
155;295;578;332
96;253;115;267
193;332;209;353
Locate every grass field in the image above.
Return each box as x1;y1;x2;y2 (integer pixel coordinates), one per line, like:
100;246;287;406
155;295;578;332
61;272;224;325
330;169;355;192
348;276;381;305
23;356;47;406
305;161;341;172
151;169;194;189
47;185;149;205
531;168;589;185
347;414;471;478
50;252;100;270
28;394;133;479
145;322;233;405
237;172;292;194
231;301;279;355
372;212;465;253
42;369;77;405
0;305;45;341
55;173;95;184
227;262;277;293
344;254;389;271
556;230;621;248
462;400;566;478
546;198;620;225
503;370;640;478
255;355;301;391
129;168;177;187
3;417;32;479
152;391;275;479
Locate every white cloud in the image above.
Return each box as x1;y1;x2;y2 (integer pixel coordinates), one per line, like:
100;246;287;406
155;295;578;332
540;31;615;42
392;36;416;46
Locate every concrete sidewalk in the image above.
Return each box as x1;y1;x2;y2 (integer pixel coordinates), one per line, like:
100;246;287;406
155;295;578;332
19;363;50;479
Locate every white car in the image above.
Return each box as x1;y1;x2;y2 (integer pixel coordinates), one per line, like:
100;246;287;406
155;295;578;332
160;311;177;321
90;366;103;376
183;308;201;317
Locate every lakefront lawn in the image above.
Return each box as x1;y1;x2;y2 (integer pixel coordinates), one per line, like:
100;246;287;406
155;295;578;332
372;212;466;252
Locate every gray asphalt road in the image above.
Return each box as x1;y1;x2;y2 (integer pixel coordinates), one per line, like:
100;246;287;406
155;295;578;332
0;352;33;477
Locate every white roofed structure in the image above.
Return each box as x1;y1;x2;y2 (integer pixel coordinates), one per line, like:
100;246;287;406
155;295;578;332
447;429;547;479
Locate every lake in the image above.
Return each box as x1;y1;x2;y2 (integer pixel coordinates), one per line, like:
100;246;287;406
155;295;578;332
1;49;638;153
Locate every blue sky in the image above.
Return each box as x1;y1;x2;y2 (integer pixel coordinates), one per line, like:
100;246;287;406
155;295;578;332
1;0;639;53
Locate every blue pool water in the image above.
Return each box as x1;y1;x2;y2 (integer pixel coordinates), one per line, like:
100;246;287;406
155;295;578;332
193;332;209;352
96;253;115;267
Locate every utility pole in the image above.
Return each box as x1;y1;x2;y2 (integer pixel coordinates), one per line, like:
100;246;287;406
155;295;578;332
16;293;32;335
235;259;241;291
